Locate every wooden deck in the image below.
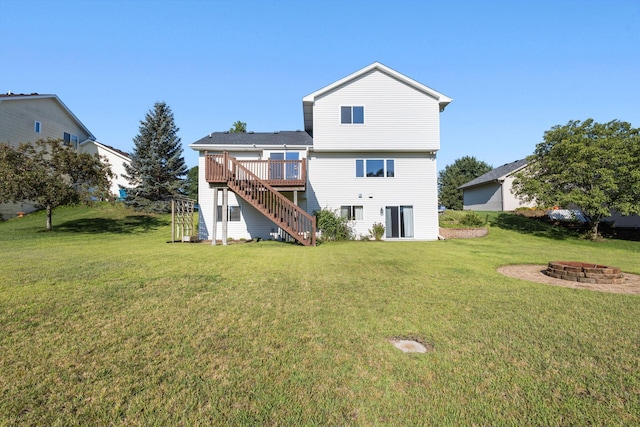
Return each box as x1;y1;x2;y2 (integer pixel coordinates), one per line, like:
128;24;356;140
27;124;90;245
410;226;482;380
204;152;315;246
205;154;306;190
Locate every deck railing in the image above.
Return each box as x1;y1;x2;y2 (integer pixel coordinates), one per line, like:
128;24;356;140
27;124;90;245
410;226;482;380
205;155;305;187
206;152;316;246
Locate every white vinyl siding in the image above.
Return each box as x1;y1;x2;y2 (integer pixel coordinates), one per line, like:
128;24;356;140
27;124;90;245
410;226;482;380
307;152;439;240
78;142;131;197
312;69;441;152
501;176;535;211
462;178;535;211
0;98;91;148
463;183;503;211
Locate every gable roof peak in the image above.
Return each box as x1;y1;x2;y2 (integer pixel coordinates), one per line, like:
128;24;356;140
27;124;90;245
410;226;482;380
302;62;452;134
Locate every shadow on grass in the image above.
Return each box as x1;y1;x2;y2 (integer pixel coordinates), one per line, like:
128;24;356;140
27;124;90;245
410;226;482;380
55;215;170;234
490;213;577;240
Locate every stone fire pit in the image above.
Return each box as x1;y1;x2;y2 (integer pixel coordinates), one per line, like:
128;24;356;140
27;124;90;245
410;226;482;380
545;261;625;284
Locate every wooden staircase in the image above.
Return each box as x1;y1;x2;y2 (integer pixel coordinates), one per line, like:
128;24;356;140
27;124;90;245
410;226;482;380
210;153;316;246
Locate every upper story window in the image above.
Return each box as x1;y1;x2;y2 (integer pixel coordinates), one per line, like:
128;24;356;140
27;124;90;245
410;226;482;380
356;159;395;178
63;132;79;148
341;106;364;124
34;121;41;133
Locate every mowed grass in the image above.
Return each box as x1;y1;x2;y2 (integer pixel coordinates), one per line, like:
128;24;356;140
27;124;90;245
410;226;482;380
1;204;639;425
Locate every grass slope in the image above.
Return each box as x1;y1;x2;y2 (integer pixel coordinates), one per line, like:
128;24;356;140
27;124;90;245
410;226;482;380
1;204;639;425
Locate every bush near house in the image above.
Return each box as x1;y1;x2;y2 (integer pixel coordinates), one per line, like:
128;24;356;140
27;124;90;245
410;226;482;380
315;208;354;242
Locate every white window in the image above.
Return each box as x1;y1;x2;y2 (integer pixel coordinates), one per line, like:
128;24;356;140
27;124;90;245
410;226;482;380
340;205;363;221
217;205;241;221
34;121;41;133
356;159;395;177
63;132;79;148
341;106;364;124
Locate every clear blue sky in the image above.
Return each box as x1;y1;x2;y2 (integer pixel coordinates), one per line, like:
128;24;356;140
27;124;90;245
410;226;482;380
2;0;639;170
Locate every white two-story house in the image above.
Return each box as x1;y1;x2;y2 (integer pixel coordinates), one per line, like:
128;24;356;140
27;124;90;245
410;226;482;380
190;62;452;245
0;93;131;217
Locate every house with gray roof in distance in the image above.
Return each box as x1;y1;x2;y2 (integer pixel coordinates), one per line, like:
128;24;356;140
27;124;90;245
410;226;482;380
459;159;534;211
190;62;452;245
0;92;131;218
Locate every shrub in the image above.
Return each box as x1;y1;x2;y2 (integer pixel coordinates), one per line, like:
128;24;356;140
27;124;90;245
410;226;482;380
460;211;487;227
315;208;354;242
369;222;385;240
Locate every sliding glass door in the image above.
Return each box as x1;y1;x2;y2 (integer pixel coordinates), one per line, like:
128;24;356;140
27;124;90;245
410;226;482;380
385;206;414;238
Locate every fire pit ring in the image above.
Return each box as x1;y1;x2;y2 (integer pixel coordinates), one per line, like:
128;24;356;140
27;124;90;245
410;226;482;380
545;261;625;285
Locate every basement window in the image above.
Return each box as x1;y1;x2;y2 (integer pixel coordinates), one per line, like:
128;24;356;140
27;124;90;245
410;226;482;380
217;205;241;221
34;121;41;133
340;205;363;221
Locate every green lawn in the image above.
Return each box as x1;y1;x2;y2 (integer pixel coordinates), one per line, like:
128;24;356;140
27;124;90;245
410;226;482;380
1;204;639;425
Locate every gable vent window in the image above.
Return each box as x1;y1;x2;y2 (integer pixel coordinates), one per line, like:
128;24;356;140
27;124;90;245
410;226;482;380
341;106;364;124
34;121;41;133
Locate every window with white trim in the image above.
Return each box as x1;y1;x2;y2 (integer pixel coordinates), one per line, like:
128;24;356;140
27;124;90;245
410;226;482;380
385;205;414;238
63;132;79;148
341;106;364;124
217;205;241;221
340;205;363;221
356;159;395;177
34;121;41;133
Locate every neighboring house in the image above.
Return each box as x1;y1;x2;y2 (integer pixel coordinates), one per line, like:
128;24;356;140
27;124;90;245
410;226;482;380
78;141;130;196
190;62;452;245
460;158;640;228
0;92;94;149
458;159;534;211
0;92;130;218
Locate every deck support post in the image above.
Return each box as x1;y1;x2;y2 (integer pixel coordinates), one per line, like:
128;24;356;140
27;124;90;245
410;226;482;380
211;187;218;245
222;187;228;245
293;190;298;206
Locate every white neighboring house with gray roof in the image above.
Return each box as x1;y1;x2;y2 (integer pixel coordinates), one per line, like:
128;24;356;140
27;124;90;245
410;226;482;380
0;92;131;218
459;159;534;211
190;62;452;244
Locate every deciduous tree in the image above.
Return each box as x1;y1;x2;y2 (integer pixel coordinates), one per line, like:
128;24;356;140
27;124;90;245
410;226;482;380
438;156;492;210
0;138;113;230
123;102;188;212
512;119;640;239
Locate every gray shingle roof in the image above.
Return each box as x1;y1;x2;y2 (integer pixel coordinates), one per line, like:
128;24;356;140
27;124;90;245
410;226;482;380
192;130;312;146
458;159;528;189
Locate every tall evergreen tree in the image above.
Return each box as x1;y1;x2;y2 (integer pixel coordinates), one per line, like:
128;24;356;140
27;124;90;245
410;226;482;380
182;166;199;200
123;102;187;212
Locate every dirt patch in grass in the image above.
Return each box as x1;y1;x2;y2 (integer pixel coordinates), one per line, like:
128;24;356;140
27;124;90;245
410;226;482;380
498;264;640;295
